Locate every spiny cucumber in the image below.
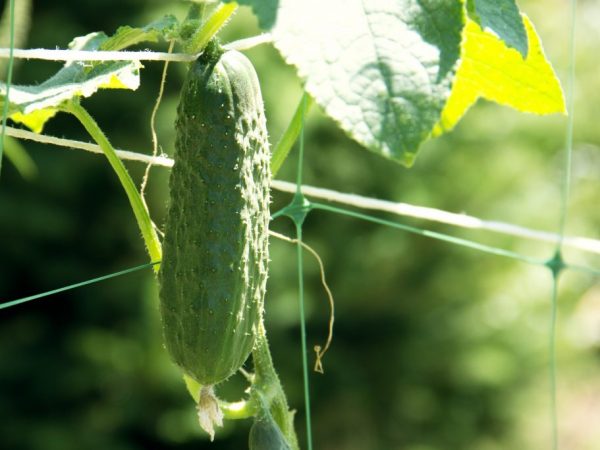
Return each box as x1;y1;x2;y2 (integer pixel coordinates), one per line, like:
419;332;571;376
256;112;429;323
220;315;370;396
159;41;270;388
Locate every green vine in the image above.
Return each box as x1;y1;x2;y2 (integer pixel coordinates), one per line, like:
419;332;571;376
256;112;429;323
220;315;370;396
61;100;163;266
182;2;238;53
271;93;314;177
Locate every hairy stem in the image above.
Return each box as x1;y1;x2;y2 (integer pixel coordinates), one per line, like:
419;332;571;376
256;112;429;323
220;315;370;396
184;2;238;54
252;322;300;450
63;100;162;267
271;93;314;177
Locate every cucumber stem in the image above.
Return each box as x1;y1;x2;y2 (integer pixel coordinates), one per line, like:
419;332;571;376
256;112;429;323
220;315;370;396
183;2;238;54
252;323;300;450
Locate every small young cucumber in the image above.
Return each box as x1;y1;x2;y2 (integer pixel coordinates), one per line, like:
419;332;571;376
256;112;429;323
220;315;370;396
159;41;270;387
249;405;292;450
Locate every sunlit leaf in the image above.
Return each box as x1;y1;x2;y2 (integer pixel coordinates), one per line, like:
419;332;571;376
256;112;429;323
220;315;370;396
100;15;179;51
0;32;141;132
434;15;565;136
468;0;528;57
230;0;464;166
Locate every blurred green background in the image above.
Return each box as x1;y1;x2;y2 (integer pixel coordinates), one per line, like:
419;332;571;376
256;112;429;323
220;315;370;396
1;1;600;449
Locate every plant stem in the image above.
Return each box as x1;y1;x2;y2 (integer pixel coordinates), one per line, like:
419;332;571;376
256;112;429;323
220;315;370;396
271;93;314;177
63;100;162;267
184;2;238;54
252;322;300;450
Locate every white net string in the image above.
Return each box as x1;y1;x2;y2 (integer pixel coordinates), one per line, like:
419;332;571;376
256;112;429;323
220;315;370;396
5;124;600;258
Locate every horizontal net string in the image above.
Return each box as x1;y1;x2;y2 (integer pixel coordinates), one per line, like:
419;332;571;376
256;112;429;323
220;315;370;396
7;125;600;258
312;203;599;277
0;48;195;62
312;203;546;266
0;36;273;63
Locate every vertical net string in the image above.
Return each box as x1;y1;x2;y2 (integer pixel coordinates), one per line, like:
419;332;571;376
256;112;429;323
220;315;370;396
549;1;578;448
0;0;16;178
297;94;314;450
278;92;314;450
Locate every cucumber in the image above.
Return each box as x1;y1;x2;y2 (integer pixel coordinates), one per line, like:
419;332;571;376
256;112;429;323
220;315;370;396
249;405;292;450
159;41;270;387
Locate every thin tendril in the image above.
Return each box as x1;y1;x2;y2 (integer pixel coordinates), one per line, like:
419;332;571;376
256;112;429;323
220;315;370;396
140;40;174;238
141;40;174;199
269;230;335;374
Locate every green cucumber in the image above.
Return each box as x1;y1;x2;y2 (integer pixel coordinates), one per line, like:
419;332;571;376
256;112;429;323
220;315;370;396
159;41;270;387
249;403;292;450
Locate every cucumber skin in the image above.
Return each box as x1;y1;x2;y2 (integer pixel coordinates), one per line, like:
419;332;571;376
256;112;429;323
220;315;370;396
159;45;270;386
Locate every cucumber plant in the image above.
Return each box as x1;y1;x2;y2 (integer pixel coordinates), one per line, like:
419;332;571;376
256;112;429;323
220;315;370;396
0;0;569;449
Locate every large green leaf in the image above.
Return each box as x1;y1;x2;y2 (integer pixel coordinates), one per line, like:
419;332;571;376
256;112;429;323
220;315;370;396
468;0;527;57
434;15;565;136
229;0;464;166
232;0;278;29
0;32;141;132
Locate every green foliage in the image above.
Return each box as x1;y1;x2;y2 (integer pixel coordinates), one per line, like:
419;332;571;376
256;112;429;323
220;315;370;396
0;1;565;166
225;0;278;29
468;0;528;57
435;14;565;135
0;32;141;132
226;0;563;166
254;0;464;166
99;15;179;51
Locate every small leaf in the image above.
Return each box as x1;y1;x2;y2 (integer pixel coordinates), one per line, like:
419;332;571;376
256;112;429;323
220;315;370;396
100;15;179;51
434;15;565;136
242;0;464;166
0;32;141;132
9;109;58;133
468;0;528;57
